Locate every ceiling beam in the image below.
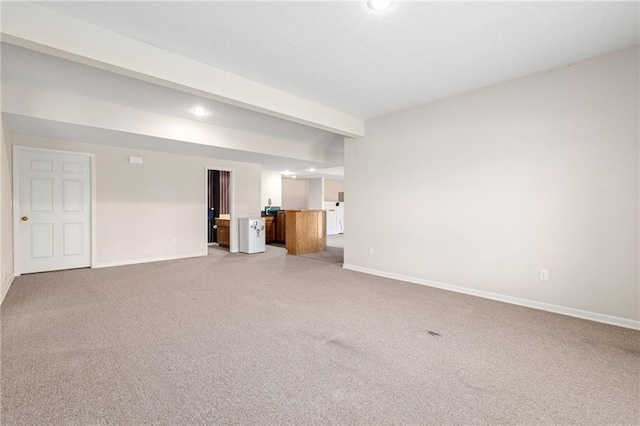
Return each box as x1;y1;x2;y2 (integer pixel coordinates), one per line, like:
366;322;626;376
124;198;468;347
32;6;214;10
1;2;364;138
2;83;344;166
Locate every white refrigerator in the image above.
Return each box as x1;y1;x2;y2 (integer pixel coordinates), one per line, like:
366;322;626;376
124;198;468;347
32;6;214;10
323;202;345;235
239;217;265;254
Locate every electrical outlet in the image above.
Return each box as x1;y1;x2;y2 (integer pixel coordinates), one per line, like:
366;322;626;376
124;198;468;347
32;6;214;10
368;247;374;256
539;269;549;281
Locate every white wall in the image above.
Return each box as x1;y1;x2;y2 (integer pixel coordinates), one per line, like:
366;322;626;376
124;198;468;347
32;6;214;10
324;179;344;202
10;135;261;266
261;171;282;208
345;46;639;325
1;118;14;303
282;177;308;210
307;178;324;210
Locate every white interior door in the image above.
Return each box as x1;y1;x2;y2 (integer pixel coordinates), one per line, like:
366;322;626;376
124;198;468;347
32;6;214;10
17;148;91;274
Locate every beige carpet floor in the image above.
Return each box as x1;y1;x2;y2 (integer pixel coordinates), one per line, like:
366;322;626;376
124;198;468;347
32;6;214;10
326;234;344;249
298;246;343;265
1;245;638;425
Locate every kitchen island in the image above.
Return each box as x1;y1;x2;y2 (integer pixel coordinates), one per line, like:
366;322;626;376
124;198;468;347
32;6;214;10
284;210;327;255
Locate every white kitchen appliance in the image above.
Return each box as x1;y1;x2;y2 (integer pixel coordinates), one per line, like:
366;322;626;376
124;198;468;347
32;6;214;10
335;202;345;234
239;217;265;254
323;202;345;235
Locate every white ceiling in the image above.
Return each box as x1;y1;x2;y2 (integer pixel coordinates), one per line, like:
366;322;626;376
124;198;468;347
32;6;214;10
1;43;344;151
1;43;346;178
38;1;639;119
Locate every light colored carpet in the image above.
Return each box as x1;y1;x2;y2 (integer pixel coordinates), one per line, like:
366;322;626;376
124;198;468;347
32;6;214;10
267;234;344;264
1;245;638;425
298;246;343;265
326;234;344;248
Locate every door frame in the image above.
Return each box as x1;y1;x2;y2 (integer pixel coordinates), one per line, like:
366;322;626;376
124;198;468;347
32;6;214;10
12;146;97;276
203;166;236;253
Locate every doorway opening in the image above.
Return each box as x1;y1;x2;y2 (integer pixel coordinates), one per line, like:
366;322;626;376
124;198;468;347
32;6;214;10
207;169;231;251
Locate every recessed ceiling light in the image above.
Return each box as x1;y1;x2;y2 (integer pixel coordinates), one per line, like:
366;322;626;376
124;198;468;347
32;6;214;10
282;170;292;176
309;168;316;172
367;0;394;11
292;176;297;179
191;106;209;117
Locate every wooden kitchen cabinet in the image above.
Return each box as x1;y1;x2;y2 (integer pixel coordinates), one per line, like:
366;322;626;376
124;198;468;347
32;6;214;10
264;216;276;243
276;210;286;242
215;218;230;247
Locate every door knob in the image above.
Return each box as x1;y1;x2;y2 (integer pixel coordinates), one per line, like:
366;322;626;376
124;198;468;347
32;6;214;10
21;216;28;221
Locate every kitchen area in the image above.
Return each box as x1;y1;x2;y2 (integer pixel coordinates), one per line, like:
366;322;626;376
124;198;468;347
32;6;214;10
260;172;344;260
208;172;343;259
262;209;326;255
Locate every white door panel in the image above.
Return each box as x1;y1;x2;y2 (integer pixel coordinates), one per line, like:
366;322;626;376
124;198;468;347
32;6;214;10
63;180;84;211
62;161;83;174
18;149;91;274
30;224;54;259
62;223;84;256
30;178;53;211
30;159;53;172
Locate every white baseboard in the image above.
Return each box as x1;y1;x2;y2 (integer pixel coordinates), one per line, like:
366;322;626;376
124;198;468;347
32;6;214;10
93;252;207;269
342;264;640;330
0;274;15;306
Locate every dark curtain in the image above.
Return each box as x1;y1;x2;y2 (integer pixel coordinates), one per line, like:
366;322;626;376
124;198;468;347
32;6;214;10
208;170;220;243
208;170;214;243
219;171;230;214
208;170;230;243
208;170;215;211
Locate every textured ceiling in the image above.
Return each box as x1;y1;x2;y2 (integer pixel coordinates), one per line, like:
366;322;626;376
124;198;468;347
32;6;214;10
38;1;639;119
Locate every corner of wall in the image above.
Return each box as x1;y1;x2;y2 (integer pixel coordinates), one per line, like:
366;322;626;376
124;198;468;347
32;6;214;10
261;170;283;208
1;275;15;306
1;116;15;304
307;177;324;210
